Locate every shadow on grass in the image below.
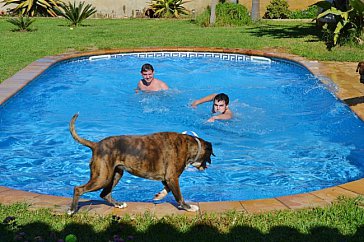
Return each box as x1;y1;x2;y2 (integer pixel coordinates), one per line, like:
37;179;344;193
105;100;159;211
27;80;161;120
1;216;364;241
245;22;322;41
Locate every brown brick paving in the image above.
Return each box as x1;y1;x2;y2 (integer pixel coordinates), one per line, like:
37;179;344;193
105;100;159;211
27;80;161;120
240;198;288;213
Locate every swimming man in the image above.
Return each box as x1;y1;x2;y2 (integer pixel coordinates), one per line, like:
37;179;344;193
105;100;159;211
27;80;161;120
135;63;169;92
191;93;233;122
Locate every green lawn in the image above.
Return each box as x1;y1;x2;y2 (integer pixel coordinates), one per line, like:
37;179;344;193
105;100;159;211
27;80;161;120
0;17;363;83
1;198;364;242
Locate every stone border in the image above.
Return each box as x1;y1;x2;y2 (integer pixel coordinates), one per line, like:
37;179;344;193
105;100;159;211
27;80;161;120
1;47;363;217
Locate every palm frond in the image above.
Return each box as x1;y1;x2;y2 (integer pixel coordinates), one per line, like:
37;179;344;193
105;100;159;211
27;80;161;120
6;15;35;31
148;0;189;18
2;0;64;16
57;1;96;26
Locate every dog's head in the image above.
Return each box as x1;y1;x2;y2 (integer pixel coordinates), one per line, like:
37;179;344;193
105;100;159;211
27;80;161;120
357;61;364;75
190;139;214;171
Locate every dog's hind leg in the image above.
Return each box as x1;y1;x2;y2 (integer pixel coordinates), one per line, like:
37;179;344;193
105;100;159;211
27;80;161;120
68;159;116;215
100;167;127;209
165;178;199;212
68;178;109;215
153;181;170;200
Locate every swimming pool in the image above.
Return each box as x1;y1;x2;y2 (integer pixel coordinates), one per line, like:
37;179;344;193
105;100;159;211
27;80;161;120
1;51;363;203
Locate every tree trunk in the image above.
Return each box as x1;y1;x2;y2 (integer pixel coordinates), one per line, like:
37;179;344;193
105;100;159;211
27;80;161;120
209;0;218;26
251;0;260;21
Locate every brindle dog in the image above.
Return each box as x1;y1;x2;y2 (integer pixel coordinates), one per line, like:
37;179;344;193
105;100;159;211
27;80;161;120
357;61;364;84
68;114;213;215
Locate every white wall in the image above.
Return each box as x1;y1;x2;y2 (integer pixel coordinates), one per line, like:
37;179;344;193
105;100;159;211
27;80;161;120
75;0;213;18
1;0;321;18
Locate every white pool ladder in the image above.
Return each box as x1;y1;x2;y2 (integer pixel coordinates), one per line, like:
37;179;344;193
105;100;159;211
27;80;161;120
89;54;111;61
251;55;272;64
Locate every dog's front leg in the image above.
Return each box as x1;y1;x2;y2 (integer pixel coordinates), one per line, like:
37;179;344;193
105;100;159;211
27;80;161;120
153;181;170;200
166;178;199;212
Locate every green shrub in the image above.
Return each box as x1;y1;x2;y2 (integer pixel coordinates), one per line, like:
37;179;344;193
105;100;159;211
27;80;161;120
289;5;319;19
316;0;364;47
195;8;210;27
216;2;251;26
1;0;63;17
264;0;291;19
6;15;35;31
56;1;96;27
195;2;251;27
147;0;190;18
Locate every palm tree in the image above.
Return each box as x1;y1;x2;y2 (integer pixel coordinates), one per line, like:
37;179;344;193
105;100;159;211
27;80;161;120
251;0;260;21
209;0;219;26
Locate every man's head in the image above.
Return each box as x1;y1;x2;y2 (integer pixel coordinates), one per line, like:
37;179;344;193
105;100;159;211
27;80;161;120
141;63;155;84
212;93;229;114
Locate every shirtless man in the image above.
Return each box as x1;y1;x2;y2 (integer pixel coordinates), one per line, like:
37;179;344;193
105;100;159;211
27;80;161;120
135;63;169;92
191;93;233;122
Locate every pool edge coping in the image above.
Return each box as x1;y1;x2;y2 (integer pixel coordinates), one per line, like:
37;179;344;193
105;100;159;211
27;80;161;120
1;47;364;217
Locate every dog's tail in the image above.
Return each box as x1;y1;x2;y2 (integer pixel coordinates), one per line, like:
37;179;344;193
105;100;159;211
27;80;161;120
69;113;97;150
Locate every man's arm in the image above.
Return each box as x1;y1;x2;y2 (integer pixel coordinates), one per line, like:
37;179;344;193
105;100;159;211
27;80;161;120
135;81;142;93
207;110;233;122
160;81;169;90
191;93;217;108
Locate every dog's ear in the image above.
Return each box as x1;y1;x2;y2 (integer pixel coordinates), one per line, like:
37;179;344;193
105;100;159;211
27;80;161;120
357;62;364;73
205;141;215;158
205;141;211;150
206;156;211;164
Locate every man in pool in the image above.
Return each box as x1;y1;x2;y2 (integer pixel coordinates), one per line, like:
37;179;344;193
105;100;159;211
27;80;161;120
191;93;233;122
135;63;169;92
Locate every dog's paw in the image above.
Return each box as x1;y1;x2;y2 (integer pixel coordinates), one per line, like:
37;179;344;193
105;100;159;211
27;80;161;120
114;202;127;209
153;189;168;200
186;204;199;212
179;204;199;212
67;209;76;215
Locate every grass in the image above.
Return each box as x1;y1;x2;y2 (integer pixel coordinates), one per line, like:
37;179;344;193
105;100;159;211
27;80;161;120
1;197;364;241
1;17;364;241
0;17;363;83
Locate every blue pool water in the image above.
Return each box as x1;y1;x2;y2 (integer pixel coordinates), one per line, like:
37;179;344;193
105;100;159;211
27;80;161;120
1;52;364;203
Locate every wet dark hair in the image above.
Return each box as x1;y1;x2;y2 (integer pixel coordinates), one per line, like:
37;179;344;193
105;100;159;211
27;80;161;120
212;93;229;113
214;93;229;105
141;63;154;72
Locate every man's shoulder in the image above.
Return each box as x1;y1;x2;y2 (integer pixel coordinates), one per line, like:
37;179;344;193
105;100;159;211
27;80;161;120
155;79;168;89
226;109;233;117
154;78;165;83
